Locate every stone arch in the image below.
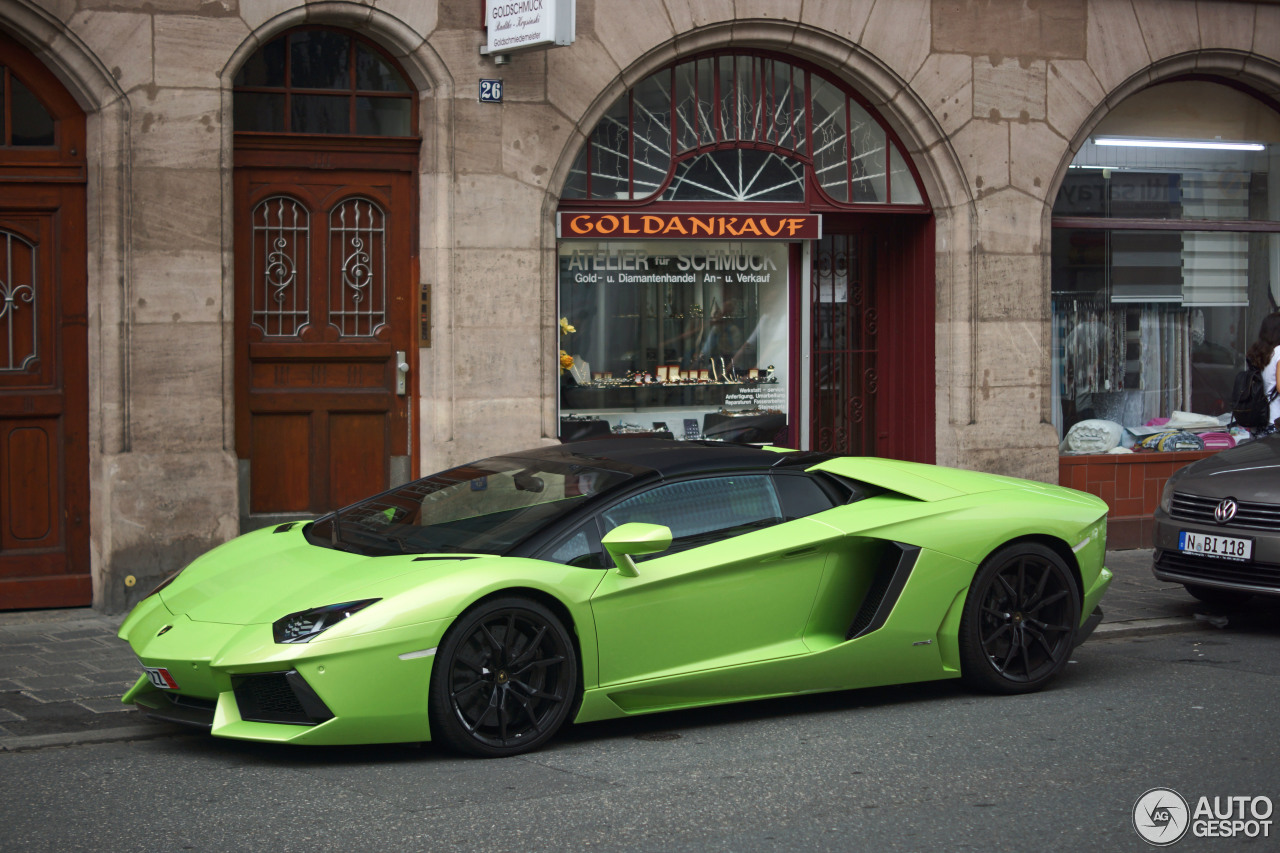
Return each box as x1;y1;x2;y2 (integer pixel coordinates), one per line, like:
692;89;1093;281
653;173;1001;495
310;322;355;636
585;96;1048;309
0;3;126;114
546;23;972;225
1040;49;1280;358
220;3;450;97
1047;50;1280;218
540;20;978;462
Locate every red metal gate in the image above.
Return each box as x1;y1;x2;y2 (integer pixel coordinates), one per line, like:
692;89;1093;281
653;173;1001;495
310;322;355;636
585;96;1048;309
811;232;877;455
810;217;935;463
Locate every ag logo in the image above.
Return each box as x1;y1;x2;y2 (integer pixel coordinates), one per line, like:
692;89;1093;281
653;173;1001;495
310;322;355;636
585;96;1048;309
1134;788;1190;846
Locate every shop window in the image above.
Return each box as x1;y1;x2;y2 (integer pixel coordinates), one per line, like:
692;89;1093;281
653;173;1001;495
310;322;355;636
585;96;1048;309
1052;81;1280;449
559;52;931;451
233;29;414;136
558;241;790;443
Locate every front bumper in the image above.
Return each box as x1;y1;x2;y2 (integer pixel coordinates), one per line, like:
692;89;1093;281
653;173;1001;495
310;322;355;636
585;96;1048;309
1152;509;1280;597
1074;563;1112;649
1153;548;1280;597
1073;605;1104;649
131;669;334;729
119;597;450;745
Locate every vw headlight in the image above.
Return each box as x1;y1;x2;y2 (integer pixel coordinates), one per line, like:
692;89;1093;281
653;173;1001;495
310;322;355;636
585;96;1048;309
273;599;380;644
1159;473;1180;514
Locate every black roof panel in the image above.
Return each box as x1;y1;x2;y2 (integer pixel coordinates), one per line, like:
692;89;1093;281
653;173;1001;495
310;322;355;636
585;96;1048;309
507;438;796;479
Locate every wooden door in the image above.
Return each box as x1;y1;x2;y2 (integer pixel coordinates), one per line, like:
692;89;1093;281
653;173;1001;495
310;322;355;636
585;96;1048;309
0;200;90;608
235;150;416;518
0;191;90;607
0;34;90;610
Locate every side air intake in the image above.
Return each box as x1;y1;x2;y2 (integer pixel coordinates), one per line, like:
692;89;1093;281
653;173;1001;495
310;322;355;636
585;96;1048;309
846;542;920;640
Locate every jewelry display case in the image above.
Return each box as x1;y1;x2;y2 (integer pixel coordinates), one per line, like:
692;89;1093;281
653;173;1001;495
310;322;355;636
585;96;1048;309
558;240;790;442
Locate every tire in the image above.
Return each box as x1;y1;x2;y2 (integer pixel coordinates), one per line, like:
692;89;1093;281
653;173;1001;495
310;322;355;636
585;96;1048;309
1185;584;1253;607
428;596;578;757
959;543;1081;695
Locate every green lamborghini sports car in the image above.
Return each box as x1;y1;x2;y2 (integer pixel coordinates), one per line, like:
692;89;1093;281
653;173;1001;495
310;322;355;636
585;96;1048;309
119;439;1112;757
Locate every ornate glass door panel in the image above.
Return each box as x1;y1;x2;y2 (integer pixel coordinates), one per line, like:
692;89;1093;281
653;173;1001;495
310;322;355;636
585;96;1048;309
328;197;387;338
810;232;877;455
250;196;310;338
0;220;59;562
0;230;39;374
234;162;414;517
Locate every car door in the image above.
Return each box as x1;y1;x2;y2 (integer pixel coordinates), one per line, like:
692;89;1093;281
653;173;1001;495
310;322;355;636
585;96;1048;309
588;473;840;687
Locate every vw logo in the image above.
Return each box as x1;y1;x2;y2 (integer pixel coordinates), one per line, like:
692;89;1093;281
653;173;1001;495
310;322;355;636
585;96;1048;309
1214;498;1238;524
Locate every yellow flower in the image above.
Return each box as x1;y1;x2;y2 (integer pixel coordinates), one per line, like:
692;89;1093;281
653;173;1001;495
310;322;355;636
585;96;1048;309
559;317;576;336
560;350;574;372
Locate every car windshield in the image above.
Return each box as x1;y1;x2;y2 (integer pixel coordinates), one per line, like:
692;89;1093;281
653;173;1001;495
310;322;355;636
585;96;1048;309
307;455;632;556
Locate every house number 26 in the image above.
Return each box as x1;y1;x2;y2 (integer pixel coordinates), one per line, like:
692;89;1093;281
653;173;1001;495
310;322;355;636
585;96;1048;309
479;79;503;104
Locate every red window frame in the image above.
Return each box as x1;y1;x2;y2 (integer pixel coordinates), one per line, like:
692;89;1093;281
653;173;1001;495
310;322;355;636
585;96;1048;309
564;50;929;213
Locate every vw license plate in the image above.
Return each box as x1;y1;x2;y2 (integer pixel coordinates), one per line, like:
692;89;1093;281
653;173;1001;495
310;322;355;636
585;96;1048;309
1179;531;1252;562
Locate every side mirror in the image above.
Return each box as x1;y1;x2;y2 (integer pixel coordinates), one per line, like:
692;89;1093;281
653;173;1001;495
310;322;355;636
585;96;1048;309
601;523;672;578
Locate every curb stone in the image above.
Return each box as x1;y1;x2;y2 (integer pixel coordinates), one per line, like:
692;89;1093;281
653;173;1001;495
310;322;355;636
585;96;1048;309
1091;617;1209;639
0;723;194;752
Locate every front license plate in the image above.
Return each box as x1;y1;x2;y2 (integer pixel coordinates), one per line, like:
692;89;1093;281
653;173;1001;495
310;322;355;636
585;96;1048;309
142;665;179;690
1179;530;1253;562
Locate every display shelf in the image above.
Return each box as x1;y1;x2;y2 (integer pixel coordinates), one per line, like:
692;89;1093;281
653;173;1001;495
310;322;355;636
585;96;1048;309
561;381;775;410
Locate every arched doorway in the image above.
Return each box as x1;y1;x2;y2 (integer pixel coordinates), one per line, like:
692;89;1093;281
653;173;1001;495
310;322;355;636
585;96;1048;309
0;30;89;609
555;52;935;461
233;27;421;528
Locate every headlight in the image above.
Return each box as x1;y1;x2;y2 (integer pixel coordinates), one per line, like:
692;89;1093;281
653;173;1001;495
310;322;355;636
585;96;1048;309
273;599;381;644
1159;473;1180;513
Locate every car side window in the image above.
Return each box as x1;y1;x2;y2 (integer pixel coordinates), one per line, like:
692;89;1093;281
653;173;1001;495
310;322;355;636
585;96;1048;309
772;472;839;519
601;475;783;554
540;519;607;568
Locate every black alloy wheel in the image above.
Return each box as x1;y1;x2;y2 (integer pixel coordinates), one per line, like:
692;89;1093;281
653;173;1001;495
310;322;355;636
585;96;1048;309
959;543;1081;694
428;596;578;757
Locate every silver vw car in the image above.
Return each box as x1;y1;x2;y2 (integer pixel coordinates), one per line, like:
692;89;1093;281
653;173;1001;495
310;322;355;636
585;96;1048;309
1154;434;1280;605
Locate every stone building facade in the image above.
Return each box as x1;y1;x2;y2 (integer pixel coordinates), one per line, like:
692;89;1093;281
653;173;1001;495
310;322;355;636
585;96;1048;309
1;0;1277;611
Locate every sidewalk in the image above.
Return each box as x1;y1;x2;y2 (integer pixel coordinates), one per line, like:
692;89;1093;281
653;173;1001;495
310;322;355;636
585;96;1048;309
0;549;1243;752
